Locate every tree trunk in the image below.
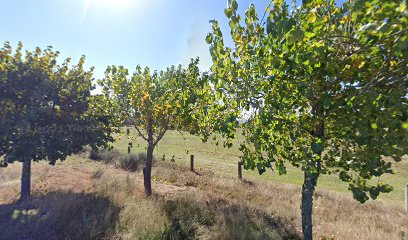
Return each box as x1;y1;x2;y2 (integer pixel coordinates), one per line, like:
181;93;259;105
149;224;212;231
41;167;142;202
143;144;154;196
302;101;324;240
20;157;31;201
301;171;318;240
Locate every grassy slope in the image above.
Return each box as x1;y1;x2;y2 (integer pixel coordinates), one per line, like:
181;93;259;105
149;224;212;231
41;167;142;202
0;155;407;240
114;129;408;205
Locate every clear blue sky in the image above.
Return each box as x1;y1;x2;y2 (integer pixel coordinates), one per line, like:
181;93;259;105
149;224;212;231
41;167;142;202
0;0;342;79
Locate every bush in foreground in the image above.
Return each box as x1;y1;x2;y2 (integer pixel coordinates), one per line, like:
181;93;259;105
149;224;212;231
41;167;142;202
89;149;121;163
90;149;149;172
118;153;149;172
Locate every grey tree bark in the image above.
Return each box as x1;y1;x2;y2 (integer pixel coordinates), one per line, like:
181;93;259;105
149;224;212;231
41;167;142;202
301;171;318;240
20;157;31;201
143;144;154;196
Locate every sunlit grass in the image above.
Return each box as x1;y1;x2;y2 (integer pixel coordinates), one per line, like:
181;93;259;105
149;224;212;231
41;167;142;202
111;128;408;205
1;152;407;239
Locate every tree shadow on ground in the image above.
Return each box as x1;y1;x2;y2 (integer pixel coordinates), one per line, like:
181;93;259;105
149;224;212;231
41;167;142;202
159;195;300;240
0;191;120;240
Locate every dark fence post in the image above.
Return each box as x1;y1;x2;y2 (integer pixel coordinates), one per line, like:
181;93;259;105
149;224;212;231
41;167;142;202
238;161;242;180
128;142;132;154
127;128;131;155
190;155;194;172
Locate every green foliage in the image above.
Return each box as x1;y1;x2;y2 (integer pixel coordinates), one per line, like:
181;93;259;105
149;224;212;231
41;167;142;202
98;58;215;195
207;0;407;203
98;58;211;146
0;42;114;165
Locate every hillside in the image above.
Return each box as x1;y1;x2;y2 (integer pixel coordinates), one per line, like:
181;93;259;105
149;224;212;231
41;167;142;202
1;151;407;240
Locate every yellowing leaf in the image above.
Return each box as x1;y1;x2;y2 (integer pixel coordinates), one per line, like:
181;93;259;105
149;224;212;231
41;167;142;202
339;16;348;24
353;58;366;69
273;0;284;7
398;3;406;13
390;60;397;67
142;91;150;100
306;11;316;23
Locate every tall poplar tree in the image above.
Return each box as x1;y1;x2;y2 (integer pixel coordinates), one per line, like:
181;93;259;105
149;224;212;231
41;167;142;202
206;0;407;239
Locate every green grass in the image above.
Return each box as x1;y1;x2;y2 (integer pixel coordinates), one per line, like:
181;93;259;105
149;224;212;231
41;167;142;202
112;128;408;205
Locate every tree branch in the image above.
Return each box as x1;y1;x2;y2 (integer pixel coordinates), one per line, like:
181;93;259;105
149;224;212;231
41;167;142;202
134;125;148;142
153;126;168;146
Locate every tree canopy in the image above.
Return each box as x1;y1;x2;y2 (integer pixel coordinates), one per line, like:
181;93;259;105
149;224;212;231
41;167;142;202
0;41;115;199
206;0;407;238
99;58;212;195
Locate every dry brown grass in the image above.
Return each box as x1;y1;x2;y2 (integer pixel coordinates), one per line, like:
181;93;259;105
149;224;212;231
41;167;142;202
153;161;408;240
0;155;407;240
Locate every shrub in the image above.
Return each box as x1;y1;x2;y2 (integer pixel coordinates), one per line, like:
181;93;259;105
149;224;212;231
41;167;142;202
89;149;121;164
118;153;149;172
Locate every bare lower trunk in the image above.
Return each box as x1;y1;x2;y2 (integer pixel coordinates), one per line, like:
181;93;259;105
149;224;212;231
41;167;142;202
302;102;324;239
20;157;31;201
143;144;154;196
301;171;318;240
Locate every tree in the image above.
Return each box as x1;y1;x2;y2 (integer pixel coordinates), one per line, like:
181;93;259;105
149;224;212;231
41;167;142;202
0;42;114;200
206;0;407;239
99;59;210;195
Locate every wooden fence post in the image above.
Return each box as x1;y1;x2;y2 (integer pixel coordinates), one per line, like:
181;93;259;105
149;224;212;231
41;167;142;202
238;161;242;180
127;128;131;155
128;142;132;154
190;155;194;172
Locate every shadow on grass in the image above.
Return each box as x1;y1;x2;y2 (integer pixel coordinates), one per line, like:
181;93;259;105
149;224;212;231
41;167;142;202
0;191;120;240
160;195;300;240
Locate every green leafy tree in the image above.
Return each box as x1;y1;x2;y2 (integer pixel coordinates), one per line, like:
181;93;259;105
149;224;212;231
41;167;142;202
99;59;210;195
206;0;407;239
0;42;115;200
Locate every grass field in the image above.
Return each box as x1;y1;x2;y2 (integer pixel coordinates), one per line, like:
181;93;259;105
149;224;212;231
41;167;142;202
0;129;407;239
114;128;408;205
1;153;407;239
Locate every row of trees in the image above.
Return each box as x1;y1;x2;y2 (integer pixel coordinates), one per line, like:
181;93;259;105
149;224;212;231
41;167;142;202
1;0;406;239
